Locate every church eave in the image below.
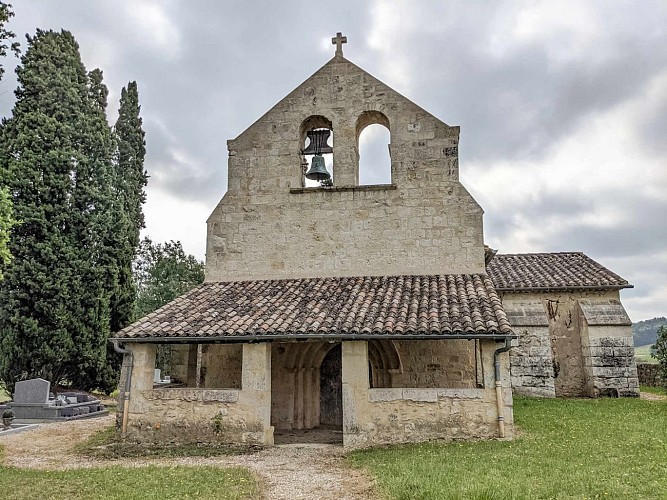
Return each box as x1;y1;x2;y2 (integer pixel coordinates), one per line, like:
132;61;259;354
496;283;634;294
110;332;517;344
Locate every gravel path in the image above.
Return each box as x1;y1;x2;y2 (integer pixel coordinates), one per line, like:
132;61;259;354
640;391;667;401
0;415;378;500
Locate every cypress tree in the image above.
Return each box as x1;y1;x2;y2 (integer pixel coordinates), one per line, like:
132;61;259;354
0;30;114;393
111;81;147;333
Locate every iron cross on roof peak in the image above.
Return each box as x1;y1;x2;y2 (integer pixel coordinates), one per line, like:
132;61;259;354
332;32;347;56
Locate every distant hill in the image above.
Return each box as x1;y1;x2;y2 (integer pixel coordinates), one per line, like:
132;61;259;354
632;317;667;347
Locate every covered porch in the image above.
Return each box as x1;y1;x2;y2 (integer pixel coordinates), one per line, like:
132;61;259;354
112;274;516;448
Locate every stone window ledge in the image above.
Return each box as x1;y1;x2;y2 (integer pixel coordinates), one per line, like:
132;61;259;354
142;388;239;403
368;388;484;403
290;184;396;194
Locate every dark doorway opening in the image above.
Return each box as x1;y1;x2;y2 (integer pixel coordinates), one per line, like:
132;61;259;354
320;344;342;428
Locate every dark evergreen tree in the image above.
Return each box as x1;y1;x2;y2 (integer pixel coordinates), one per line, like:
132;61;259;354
0;30;114;393
111;81;147;333
86;81;148;394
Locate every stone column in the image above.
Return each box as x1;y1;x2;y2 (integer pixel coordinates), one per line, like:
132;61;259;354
333;126;358;186
342;341;369;447
126;343;157;430
240;343;274;445
129;343;157;393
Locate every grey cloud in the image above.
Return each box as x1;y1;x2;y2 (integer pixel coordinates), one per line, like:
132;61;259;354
2;1;665;318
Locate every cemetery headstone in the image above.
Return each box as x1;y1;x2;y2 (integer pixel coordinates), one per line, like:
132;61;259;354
13;378;50;404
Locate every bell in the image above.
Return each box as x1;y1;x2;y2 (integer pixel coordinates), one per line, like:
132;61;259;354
305;155;331;181
302;129;333;155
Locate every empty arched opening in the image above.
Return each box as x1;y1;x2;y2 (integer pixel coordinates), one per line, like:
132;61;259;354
356;111;391;185
271;342;343;445
368;339;401;388
300;115;334;188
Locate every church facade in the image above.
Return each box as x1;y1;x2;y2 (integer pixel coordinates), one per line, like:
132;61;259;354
112;35;638;448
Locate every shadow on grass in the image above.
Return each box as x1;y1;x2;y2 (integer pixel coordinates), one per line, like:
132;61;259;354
76;426;262;460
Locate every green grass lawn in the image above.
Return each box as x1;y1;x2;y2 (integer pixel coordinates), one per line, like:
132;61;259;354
349;397;667;500
634;344;658;363
0;446;259;499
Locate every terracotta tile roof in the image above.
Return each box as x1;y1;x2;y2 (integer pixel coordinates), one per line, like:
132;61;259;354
114;274;513;340
487;252;632;292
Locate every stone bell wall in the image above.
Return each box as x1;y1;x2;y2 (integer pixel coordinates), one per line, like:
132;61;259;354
206;56;485;282
125;343;273;445
341;340;513;448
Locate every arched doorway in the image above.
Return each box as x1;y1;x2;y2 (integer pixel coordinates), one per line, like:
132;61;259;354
319;344;342;427
271;342;343;445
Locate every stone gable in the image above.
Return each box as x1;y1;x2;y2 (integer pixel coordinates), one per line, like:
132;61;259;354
206;55;484;281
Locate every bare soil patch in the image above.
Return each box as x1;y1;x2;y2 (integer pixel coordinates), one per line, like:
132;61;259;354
0;416;377;500
640;391;667;401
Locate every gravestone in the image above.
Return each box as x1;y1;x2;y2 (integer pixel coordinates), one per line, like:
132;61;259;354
13;378;50;404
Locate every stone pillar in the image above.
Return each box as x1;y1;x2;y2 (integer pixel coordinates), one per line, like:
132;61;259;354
578;299;639;398
342;341;369;447
333;126;358;186
125;343;157;431
129;343;157;393
240;343;274;445
503;299;556;398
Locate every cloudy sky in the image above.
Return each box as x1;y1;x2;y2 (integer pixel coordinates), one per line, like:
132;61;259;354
1;1;665;321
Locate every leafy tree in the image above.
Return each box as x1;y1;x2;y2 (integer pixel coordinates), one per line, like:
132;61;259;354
0;187;13;279
0;30;115;394
0;2;20;81
134;237;205;318
134;237;204;374
0;3;18;280
651;326;667;391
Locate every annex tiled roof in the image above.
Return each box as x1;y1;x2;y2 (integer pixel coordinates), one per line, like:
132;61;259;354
114;274;513;340
487;252;632;292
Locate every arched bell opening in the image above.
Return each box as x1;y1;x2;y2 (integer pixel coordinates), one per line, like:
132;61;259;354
356;110;391;185
299;115;334;188
271;341;342;445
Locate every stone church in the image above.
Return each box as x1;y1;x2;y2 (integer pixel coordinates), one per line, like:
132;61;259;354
112;34;638;448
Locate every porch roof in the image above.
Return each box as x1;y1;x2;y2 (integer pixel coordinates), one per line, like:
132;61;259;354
486;252;632;292
112;274;514;342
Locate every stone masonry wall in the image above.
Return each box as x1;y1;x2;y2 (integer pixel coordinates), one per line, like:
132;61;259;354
206;56;485;281
341;340;512;448
391;340;477;388
637;363;664;387
579;299;639;397
125;343;273;445
502;298;555;397
500;290;638;398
